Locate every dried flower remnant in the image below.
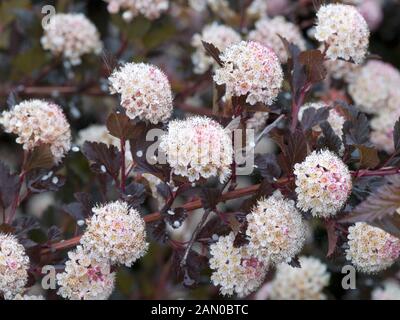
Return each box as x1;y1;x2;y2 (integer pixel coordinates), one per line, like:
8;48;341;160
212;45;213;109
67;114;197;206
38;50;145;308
213;41;283;106
294;150;352;218
209;232;268;297
315;4;369;64
80;201;148;267
348;60;400;114
248;16;306;63
104;0;169;21
108;62;173;124
269;256;331;300
0;100;71;164
0;234;30;300
191;23;241;74
41;13;102;66
160;116;233;183
346;222;400;274
372;280;400;300
246;193;307;264
57;246;115;300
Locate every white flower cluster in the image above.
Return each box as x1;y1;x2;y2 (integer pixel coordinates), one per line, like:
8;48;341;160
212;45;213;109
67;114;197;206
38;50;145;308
105;0;169;21
209;232;268;297
108;62;173;124
348;60;400;114
248;16;306;63
12;294;45;300
191;23;241;74
41;13;102;65
246;112;269;132
160;116;233;183
298;102;345;141
370;112;400;154
246;0;268;19
80;201;149;267
346;222;400;273
294;150;352;218
213;41;283;106
57;246;115;300
324;59;360;83
269;256;331;300
0;234;30;300
315;4;369;64
372;280;400;300
246;194;307;264
0;99;71;164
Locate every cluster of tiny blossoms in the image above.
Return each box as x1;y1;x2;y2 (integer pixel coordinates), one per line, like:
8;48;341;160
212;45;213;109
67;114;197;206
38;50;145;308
324;59;360;83
209;232;268;297
41;13;102;66
80;201;149;267
213;41;283;106
314;4;369;64
346;222;400;273
76;125;120;148
160;116;233;183
57;246;115;300
246;112;269;132
191;23;241;74
371;280;400;300
294;150;352;218
108;62;173;124
105;0;169;21
246;193;307;264
370;112;400;154
0;100;71;164
298;102;345;152
12;294;45;300
269;256;331;300
248;16;306;63
348;60;400;114
0;234;30;300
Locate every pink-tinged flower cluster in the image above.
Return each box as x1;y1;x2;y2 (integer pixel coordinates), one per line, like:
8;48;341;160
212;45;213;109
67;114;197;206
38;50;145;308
372;280;400;300
348;60;400;114
246;192;307;264
57;246;115;300
269;256;331;300
324;59;360;83
209;232;268;297
108;62;173;124
315;4;369;64
370;112;400;153
41;13;102;66
213;41;283;106
346;222;400;273
105;0;169;21
80;201;148;267
294;150;352;218
191;22;241;74
0;234;30;300
160;116;233;183
248;16;306;63
0;100;71;164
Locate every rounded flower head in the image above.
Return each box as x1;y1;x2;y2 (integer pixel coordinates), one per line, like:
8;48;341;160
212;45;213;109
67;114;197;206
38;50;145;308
0;233;30;300
41;13;102;65
191;23;241;74
370;112;400;154
80;201;148;267
294;150;352;218
314;4;369;64
269;256;331;300
248;16;306;63
213;41;283;106
104;0;169;20
298;102;345;141
372;280;400;300
246;192;307;264
324;59;360;82
57;246;115;300
348;60;400;114
160;116;233;183
108;62;173;124
0;100;71;164
346;222;400;273
209;232;268;297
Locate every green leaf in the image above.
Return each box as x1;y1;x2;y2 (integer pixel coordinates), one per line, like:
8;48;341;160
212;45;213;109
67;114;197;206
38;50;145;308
340;175;400;238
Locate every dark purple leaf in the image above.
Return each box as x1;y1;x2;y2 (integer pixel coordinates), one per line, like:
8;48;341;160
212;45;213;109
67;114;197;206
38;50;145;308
122;182;146;208
106;112;146;140
82;142;121;178
201;41;223;67
0;161;19;210
24;144;54;172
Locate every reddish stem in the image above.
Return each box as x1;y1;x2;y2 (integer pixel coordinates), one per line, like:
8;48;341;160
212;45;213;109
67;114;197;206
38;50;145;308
290;84;310;133
120;138;126;193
